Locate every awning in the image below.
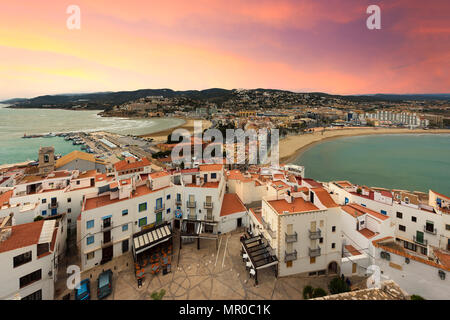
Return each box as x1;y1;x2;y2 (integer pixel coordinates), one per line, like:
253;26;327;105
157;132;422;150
133;223;172;255
241;236;278;271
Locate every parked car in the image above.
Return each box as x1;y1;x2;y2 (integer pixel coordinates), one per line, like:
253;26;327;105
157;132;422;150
97;269;113;299
74;279;91;300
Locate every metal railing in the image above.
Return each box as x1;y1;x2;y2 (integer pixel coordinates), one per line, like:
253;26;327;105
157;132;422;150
175;199;182;205
48;202;58;209
285;232;298;243
154;204;165;213
413;236;428;246
423;225;437;235
204;202;214;209
187;201;196;208
101;237;113;248
309;246;321;257
188;214;197;220
309;228;321;240
285;250;297;262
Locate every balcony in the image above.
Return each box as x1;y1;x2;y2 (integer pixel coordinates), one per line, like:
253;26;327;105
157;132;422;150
187;214;197;220
309;247;321;257
101;237;113;248
101;221;113;231
261;217;276;239
308;229;321;240
48;202;58;209
285;250;297;262
154;204;165;213
204;202;214;209
175;199;182;205
285;232;298;243
187;201;196;208
413;236;428;246
423;225;437;235
205;214;214;221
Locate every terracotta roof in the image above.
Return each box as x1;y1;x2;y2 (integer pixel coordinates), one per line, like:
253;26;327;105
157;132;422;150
84;185;169;211
267;197;319;215
0;220;44;253
348;203;389;221
249;208;263;224
185;182;220;188
56;150;104;168
433;249;450;270
431;190;450;201
311;187;339;208
303;178;322;188
199;164;223;172
0;190;13;206
271;181;290;191
114;157;151;172
345;245;362;256
220;193;247;217
372;237;450;272
77;170;97;179
358;228;377;239
149;171;170;179
341;205;365;218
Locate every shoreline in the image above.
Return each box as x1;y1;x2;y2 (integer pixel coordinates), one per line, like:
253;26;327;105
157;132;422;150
279;127;450;164
139;117;212;142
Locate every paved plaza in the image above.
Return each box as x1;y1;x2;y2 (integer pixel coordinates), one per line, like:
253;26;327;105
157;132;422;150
56;230;366;300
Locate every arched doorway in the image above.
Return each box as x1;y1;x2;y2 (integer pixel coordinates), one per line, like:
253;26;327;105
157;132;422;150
328;261;339;274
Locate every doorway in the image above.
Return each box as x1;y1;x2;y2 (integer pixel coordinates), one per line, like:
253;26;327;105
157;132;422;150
237;218;242;228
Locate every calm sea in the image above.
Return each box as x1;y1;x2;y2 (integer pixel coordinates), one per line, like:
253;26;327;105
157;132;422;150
294;134;450;195
0;104;184;165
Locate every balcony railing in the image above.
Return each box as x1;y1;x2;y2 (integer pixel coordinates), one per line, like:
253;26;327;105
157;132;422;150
413;236;428;246
204;202;214;209
285;232;298;243
205;214;214;221
154;204;165;213
423;226;437;235
48;202;58;209
309;229;321;240
188;214;197;220
175;199;182;205
101;221;113;231
187;201;196;208
261;216;276;239
101;237;113;248
285;250;297;262
309;246;321;257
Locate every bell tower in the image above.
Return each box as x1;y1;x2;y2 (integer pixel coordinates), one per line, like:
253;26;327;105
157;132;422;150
38;146;55;175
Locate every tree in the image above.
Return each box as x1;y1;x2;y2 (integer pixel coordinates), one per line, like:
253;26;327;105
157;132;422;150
34;216;44;221
356;187;362;195
150;289;166;300
328;277;350;295
303;285;313;299
312;287;327;298
410;294;425;300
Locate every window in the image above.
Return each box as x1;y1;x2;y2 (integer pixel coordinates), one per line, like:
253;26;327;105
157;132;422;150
122;239;129;253
211;173;217;179
86;236;94;245
22;289;42;300
42;199;46;204
446;224;450;231
166;208;171;214
310;257;316;264
76;180;80;185
404;241;416;252
411;216;417;222
138;217;147;227
332;226;336;232
87;252;95;260
68;208;71;213
67;198;71;203
332;243;336;249
380;210;387;215
404;197;409;204
361;204;366;207
138;202;147;212
286;261;292;268
166;194;171;200
396;212;403;219
319;238;323;244
399;225;406;232
122;209;128;216
42;210;47;216
13;251;32;268
122;224;128;232
86;220;94;229
156;198;162;210
20;269;42;288
68;219;71;224
420;246;428;255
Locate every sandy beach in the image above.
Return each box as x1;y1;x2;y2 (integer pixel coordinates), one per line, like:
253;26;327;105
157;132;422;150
140;118;212;143
279;127;450;164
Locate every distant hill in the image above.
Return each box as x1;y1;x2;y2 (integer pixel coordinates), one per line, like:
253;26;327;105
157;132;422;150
3;88;449;110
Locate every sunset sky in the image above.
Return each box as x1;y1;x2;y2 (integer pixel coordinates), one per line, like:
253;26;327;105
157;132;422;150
0;0;449;99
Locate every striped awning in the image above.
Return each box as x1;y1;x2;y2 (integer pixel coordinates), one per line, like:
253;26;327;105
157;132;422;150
133;223;172;255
